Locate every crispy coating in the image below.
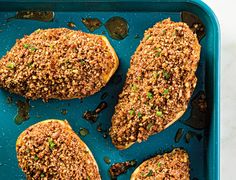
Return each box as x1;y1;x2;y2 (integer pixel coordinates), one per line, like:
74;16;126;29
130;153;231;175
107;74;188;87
0;28;118;101
16;120;101;180
131;148;190;180
110;18;201;149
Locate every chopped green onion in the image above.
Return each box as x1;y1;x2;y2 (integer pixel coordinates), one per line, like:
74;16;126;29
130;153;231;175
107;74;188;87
48;138;56;150
80;60;85;65
146;35;151;40
163;71;170;80
145;170;153;177
34;155;39;161
40;173;45;178
146;123;153;131
162;29;166;34
137;76;141;80
131;84;138;91
156;111;162;117
30;47;37;51
6;62;15;69
158;162;162;167
147;92;153;99
137;112;142;119
155;51;161;57
23;44;29;48
129;109;135;116
163;89;169;95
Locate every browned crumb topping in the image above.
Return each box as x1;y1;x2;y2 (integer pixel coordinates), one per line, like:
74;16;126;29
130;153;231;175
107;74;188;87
110;18;201;148
16;121;101;180
132;148;190;180
0;28;116;101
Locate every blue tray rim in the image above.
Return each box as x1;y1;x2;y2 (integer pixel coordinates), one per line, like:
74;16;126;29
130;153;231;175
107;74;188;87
0;0;220;179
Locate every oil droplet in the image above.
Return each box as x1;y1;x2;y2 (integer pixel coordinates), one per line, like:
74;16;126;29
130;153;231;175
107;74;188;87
79;128;89;137
104;156;111;164
83;102;108;123
181;11;205;40
175;128;184;143
183;91;208;129
82;18;102;32
8;11;54;22
14;100;30;125
105;16;129;40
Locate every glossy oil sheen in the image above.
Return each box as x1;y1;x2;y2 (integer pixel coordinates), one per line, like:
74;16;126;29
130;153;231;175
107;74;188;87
0;0;220;179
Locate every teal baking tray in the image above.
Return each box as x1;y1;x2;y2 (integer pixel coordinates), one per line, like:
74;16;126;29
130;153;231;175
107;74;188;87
0;0;220;179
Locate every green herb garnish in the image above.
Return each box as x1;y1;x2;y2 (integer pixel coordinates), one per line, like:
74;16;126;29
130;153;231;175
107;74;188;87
163;89;169;95
131;84;138;91
48;138;56;150
162;29;166;34
146;34;151;40
158;162;162;167
145;170;153;177
40;173;45;178
23;44;37;51
80;60;85;65
137;76;141;80
146;123;153;131
147;92;153;99
129;109;135;116
137;112;142;119
163;71;170;80
156;51;161;57
156;111;162;117
23;44;29;48
30;46;37;51
34;155;39;161
79;128;89;137
6;62;15;69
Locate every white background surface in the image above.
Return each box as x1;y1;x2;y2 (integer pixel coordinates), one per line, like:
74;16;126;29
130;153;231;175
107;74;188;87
203;0;235;179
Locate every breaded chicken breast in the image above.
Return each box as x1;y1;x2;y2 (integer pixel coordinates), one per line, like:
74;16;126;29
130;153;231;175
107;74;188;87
16;120;101;180
110;18;201;149
0;28;118;101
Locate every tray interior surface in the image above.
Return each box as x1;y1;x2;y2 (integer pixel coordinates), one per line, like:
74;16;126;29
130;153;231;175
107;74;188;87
0;1;219;180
